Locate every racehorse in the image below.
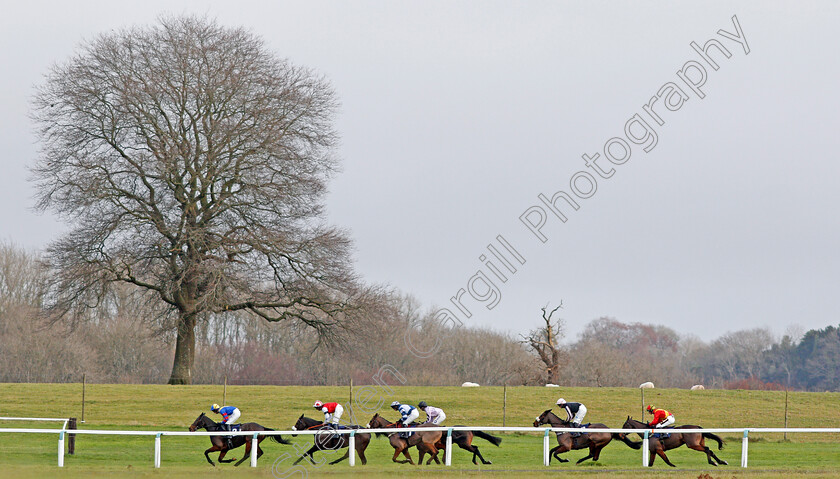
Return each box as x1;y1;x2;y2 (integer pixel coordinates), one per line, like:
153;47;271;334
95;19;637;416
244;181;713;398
620;417;728;467
366;413;502;465
366;413;444;465
189;412;290;466
290;415;371;465
534;409;641;464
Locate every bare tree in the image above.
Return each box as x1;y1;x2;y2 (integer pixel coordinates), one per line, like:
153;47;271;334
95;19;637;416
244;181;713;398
31;16;370;384
521;302;566;384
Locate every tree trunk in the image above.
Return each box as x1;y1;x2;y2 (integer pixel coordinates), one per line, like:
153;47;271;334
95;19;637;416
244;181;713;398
168;312;197;385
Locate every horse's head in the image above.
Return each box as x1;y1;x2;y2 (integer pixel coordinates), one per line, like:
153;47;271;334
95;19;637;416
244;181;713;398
292;414;314;437
533;409;554;427
618;416;640;440
621;416;645;432
365;413;378;429
189;412;207;432
367;413;394;437
368;413;390;428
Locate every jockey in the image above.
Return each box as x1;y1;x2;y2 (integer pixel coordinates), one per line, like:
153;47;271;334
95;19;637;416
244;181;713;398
210;403;241;431
210;403;240;449
418;401;446;425
556;398;587;437
646;405;675;438
390;401;419;427
313;400;344;428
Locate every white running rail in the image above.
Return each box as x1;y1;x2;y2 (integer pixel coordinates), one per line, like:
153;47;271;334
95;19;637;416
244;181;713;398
0;426;838;469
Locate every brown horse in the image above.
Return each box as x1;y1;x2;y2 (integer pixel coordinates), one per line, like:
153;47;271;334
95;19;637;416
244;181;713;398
534;410;641;464
189;412;290;466
290;415;371;465
367;413;443;465
620;417;728;467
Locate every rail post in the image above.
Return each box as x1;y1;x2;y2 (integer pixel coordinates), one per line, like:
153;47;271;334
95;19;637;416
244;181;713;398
250;433;259;467
57;430;65;467
543;428;551;466
154;433;162;468
741;429;749;468
68;417;77;455
445;428;453;466
642;430;649;467
349;430;356;467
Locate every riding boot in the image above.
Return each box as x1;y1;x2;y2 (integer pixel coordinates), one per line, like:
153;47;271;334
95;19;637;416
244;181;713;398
224;424;234;449
570;423;580;438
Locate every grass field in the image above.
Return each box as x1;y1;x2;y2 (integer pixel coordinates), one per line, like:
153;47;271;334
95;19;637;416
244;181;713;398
1;383;839;478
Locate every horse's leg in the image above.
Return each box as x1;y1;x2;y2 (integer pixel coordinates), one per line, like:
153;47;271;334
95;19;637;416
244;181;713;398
329;450;350;465
592;442;605;461
701;438;728;466
550;445;569;463
402;448;415;465
576;444;596;464
462;443;490;465
218;448;236;464
552;438;571;463
204;446;218;466
293;445;318;466
685;440;717;466
256;438;266;460
256;437;265;460
417;445;426;466
233;440;251;467
474;445;492;465
426;444;440;465
357;443;368;466
465;444;479;465
392;443;412;465
657;448;676;468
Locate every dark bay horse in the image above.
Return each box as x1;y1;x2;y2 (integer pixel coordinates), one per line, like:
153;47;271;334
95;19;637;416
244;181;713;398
291;415;371;465
366;413;502;465
366;413;443;465
620;417;728;467
189;412;290;466
534;410;641;465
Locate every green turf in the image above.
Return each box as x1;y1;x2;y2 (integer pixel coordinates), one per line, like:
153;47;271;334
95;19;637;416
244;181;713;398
0;383;838;477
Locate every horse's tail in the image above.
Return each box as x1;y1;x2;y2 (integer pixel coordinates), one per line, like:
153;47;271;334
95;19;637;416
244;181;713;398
703;432;725;450
265;428;291;445
613;433;642;449
471;430;502;446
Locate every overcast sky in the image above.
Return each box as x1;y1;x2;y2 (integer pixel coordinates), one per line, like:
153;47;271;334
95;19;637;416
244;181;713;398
2;1;839;342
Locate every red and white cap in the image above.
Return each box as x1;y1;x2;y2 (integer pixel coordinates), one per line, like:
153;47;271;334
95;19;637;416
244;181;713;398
313;400;323;408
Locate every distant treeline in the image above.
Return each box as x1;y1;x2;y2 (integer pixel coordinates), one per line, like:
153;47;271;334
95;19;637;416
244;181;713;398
0;242;836;390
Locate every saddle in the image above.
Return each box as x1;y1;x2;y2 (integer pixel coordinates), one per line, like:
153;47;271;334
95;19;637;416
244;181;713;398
568;423;590;438
230;424;242;432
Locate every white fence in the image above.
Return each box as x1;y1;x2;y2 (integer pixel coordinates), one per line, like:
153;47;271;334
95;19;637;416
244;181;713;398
1;425;838;469
0;417;70;430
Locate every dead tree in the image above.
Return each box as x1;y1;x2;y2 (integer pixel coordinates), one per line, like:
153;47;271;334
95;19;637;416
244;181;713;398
521;302;567;384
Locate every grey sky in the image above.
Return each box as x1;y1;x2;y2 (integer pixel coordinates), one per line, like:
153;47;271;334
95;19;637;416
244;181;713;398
2;1;839;342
